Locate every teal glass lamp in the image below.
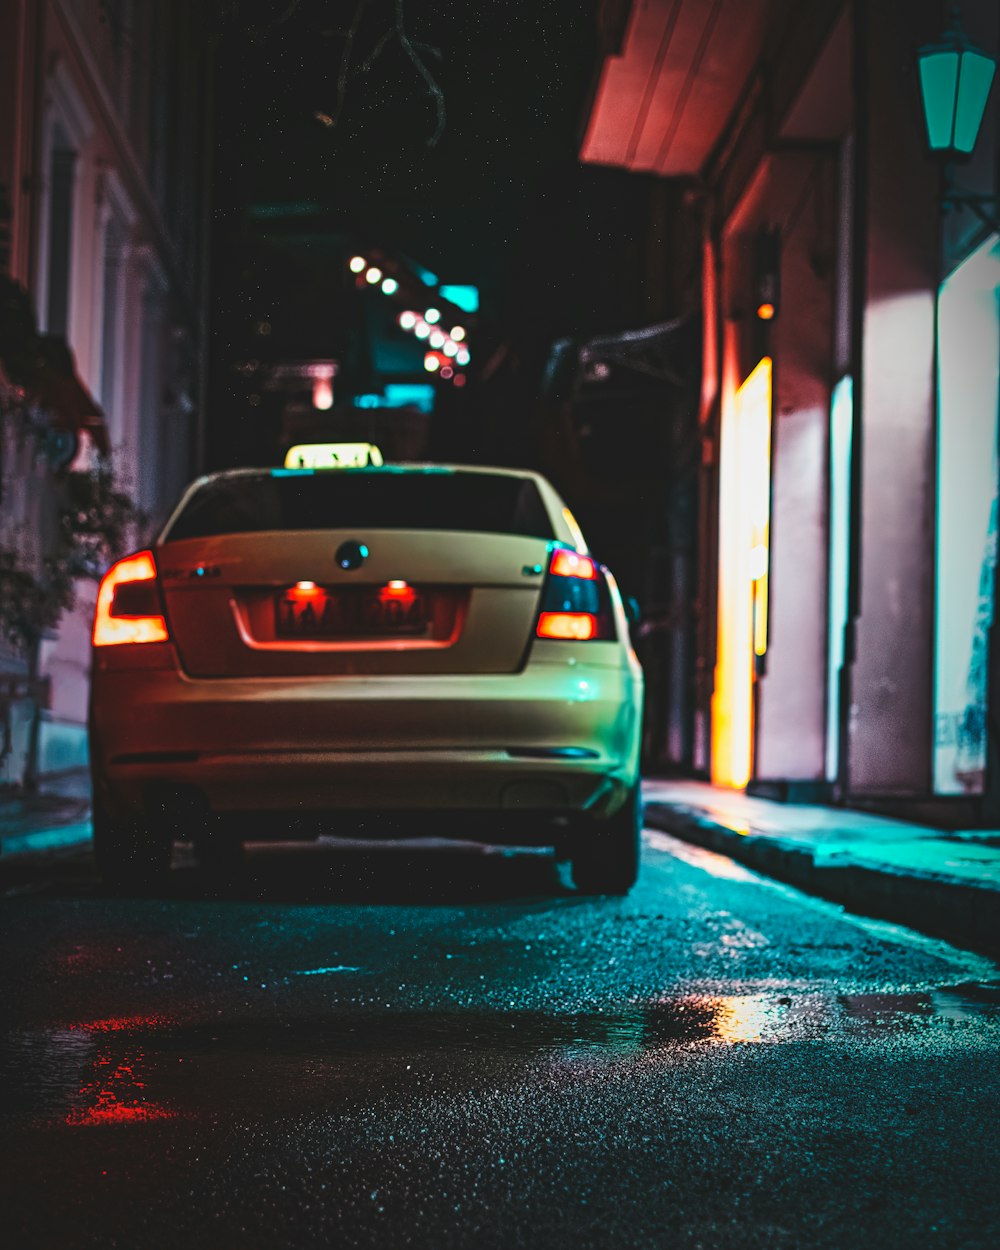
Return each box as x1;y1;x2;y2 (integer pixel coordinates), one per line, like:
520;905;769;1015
918;9;996;157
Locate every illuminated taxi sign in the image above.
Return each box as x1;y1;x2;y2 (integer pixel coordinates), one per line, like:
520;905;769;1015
283;442;384;469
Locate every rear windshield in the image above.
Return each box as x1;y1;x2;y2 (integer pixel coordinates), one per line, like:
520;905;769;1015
161;470;556;542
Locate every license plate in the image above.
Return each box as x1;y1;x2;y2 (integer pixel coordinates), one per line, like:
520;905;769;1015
275;587;430;638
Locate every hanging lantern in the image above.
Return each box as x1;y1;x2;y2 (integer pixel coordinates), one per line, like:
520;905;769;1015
917;10;996;157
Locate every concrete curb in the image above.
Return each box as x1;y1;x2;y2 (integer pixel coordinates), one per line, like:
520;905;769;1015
644;801;1000;960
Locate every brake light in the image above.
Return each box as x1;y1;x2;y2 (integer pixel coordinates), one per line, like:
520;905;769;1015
380;579;416;602
534;547;615;642
549;549;598;580
537;612;597;640
93;551;169;647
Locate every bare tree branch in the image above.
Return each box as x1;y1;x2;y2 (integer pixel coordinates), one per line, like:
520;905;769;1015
411;40;442;60
326;0;372;130
264;0;304;30
242;0;448;147
394;0;445;146
348;26;393;78
237;0;306;43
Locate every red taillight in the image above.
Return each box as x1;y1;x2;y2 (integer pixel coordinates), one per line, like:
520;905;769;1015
549;548;598;579
534;546;615;642
93;551;169;647
537;612;598;641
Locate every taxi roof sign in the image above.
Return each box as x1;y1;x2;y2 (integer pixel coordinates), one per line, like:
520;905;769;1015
284;442;384;469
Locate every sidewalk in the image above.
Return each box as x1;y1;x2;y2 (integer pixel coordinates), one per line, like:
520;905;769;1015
643;779;1000;958
0;768;92;858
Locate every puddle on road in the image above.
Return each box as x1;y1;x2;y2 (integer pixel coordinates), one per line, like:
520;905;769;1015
3;982;997;1127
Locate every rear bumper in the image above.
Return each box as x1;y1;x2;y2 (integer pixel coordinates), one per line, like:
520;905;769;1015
90;657;642;820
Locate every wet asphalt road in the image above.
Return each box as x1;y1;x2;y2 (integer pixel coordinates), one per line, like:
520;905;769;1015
1;828;998;1250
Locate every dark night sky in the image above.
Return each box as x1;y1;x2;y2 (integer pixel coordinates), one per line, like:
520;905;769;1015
212;0;656;340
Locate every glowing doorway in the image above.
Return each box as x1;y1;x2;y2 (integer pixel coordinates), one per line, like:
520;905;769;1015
712;356;773;787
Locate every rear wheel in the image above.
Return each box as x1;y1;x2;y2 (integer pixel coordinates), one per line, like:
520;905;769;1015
92;801;171;889
569;784;642;895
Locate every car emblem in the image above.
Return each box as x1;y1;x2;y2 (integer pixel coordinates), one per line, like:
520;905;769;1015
336;540;369;570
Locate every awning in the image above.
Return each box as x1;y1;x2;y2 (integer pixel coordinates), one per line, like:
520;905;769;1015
580;0;772;176
27;336;110;457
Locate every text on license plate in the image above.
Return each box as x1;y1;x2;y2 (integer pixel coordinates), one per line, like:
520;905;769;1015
275;588;430;637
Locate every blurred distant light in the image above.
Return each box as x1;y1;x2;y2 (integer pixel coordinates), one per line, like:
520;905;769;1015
456;347;470;366
753;229;780;323
381;277;399;295
429;329;445;348
424;308;441;324
349;256;367;273
386;383;435;410
439;284;479;313
365;267;383;284
353;385;435;413
440;365;454;379
424;353;440;372
312;376;334;410
443;340;458;357
453;373;467;388
399;311;417;330
450;326;466;341
414;320;430;339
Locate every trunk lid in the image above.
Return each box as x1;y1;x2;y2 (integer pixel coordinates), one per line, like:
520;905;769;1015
157;530;550;678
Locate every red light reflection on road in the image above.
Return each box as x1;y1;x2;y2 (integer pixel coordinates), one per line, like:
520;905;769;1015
67;1014;170;1034
63;1015;178;1127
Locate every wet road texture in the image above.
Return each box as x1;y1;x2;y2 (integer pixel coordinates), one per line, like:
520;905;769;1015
1;828;998;1249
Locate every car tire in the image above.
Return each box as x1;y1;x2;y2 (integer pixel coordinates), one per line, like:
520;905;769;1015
569;783;642;895
92;800;171;889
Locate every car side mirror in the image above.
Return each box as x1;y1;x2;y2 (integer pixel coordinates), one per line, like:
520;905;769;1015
624;596;641;626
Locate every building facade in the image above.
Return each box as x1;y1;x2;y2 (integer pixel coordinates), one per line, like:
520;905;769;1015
582;0;999;814
0;0;212;785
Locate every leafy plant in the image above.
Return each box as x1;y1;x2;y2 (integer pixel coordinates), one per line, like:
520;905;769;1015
0;275;138;654
0;468;137;653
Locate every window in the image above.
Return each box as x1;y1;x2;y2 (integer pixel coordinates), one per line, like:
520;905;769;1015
45;126;76;336
163;471;556;543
